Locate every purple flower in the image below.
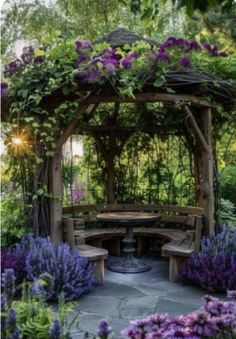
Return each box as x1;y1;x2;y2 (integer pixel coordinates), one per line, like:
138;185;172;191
21;235;94;301
218;51;228;57
185;40;201;52
97;319;112;338
4;59;22;76
1;248;27;287
187;312;218;337
34;55;45;64
1;294;7;311
176;38;189;47
72;180;85;202
122;57;132;69
21;46;34;64
7;309;20;339
156;51;171;63
75;40;91;53
180;55;190;69
1;269;16;302
180;227;236;292
83;70;101;83
76;54;89;66
49;319;62;339
203;43;218;56
102;57;118;74
227;290;236;300
1;82;8;96
122;52;140;69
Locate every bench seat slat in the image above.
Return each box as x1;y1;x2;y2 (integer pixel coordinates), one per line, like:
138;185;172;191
161;239;194;257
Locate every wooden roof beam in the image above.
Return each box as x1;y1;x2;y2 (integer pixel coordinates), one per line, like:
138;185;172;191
85;93;218;108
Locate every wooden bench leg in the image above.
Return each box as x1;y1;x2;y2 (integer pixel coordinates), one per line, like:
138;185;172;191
169;256;186;282
93;259;105;285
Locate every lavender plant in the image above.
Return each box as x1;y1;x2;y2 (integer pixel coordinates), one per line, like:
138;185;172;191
181;227;236;292
19;235;94;301
1;269;16;304
97;320;112;339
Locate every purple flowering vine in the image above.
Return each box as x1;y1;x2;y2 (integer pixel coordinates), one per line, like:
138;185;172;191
180;54;190;69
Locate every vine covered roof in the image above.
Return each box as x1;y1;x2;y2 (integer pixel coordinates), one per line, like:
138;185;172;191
1;28;236;124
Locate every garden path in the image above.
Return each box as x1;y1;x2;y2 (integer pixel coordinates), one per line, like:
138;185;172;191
69;257;219;338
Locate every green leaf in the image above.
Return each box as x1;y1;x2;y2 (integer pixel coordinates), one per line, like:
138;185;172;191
62;86;71;95
153;78;165;88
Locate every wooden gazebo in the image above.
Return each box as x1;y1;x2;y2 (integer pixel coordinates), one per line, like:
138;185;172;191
2;28;235;244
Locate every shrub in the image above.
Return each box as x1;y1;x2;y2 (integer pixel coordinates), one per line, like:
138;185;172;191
1;248;27;287
221;165;236;205
19;235;95;301
219;198;236;226
121;294;236;338
0;193;28;247
181;227;236;292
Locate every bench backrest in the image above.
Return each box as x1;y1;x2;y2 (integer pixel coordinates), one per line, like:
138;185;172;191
63;203;203;251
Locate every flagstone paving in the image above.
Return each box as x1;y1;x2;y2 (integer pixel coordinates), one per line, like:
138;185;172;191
70;256;219;338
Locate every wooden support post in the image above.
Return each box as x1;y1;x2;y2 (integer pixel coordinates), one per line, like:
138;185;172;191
184;106;215;236
49;103;95;243
201;108;214;236
50;147;63;244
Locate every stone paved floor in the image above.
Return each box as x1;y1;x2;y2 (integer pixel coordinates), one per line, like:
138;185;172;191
70;256;211;338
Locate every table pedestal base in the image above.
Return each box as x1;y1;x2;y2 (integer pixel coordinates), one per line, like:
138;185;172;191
108;225;151;273
108;257;151;273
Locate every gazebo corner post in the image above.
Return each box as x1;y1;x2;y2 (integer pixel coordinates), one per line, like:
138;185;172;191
183;105;215;236
49;146;63;244
201;107;215;236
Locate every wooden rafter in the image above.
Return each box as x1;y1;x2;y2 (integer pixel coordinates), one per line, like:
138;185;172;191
183;106;211;154
85;93;218;108
57;103;96;149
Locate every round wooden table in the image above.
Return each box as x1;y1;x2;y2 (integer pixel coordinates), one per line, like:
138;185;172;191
97;212;160;273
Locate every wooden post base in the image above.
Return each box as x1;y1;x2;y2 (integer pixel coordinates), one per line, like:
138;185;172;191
169;256;187;282
93;259;105;285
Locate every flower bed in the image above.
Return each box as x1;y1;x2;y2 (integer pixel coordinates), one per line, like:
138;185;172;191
1;235;95;301
121;293;236;339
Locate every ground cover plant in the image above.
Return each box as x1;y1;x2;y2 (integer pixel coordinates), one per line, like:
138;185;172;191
1;235;95;301
181;226;236;292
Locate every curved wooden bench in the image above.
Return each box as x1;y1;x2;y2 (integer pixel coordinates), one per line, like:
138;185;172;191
63;204;203;282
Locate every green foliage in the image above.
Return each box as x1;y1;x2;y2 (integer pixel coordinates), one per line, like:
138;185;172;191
220;165;236;205
130;0;235;17
1;276;76;339
219;199;236;226
1;193;28;247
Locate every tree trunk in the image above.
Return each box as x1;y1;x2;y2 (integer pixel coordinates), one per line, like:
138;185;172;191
49;148;63;244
